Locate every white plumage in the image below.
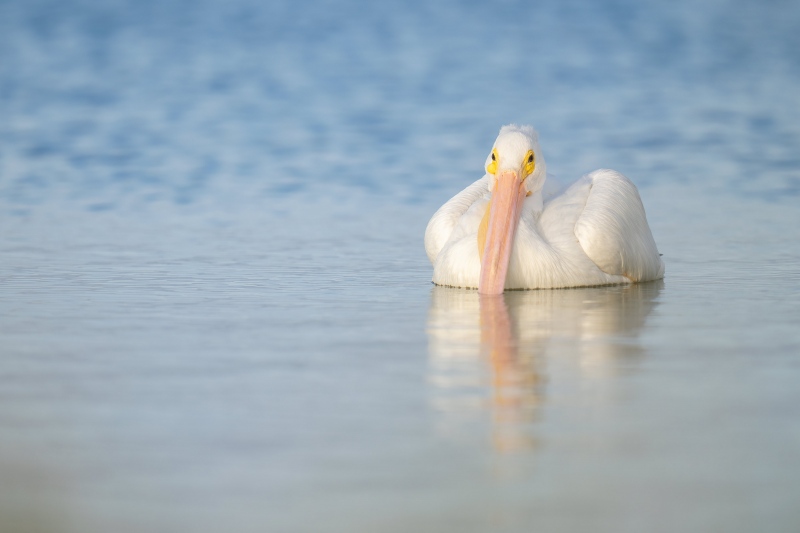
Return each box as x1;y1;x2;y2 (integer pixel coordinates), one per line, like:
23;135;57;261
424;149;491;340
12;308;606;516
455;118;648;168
425;125;664;292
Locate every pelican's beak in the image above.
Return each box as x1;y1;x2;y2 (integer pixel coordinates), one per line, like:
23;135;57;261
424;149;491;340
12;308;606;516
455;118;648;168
479;169;526;295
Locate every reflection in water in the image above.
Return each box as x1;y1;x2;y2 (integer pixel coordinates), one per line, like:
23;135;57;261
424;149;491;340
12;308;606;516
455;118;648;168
427;282;663;453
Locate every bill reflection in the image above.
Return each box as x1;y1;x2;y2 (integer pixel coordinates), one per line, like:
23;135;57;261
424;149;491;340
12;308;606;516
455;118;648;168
427;282;663;453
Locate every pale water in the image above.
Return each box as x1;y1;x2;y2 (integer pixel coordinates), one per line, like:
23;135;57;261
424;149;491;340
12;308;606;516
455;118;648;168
1;0;800;532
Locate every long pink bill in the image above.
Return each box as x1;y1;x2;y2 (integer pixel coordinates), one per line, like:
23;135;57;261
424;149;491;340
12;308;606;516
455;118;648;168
478;170;527;295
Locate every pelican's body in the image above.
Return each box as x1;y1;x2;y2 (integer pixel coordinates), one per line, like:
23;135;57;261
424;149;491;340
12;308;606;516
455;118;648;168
425;125;664;293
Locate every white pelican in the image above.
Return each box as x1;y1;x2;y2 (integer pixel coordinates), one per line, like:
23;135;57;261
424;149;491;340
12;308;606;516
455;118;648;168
425;125;665;294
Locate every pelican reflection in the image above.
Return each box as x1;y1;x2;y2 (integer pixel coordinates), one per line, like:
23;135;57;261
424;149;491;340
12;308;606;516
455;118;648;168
427;281;662;453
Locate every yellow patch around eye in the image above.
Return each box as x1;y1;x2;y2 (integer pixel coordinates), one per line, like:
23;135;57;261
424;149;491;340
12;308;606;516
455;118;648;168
486;149;498;175
523;150;535;177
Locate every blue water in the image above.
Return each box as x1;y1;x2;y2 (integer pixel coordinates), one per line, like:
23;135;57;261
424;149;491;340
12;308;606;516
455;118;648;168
2;0;800;531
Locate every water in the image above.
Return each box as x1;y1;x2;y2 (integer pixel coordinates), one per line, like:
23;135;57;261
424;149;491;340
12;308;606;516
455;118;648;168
1;0;800;531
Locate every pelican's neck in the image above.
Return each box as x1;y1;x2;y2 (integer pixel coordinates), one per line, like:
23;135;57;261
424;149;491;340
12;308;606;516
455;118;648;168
525;189;544;219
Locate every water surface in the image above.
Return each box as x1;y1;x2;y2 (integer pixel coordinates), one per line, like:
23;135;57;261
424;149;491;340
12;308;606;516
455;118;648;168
1;0;800;532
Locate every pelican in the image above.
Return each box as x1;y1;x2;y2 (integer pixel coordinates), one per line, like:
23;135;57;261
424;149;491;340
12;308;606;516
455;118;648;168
425;125;665;294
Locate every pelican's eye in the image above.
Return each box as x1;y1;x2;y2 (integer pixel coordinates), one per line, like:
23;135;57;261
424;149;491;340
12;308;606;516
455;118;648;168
486;149;499;175
523;149;535;176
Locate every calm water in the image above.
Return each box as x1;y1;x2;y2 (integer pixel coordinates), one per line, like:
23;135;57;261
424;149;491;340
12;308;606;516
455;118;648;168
2;0;800;532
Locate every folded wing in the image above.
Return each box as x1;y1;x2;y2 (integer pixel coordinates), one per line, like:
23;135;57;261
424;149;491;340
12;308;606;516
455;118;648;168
424;176;489;264
574;169;664;282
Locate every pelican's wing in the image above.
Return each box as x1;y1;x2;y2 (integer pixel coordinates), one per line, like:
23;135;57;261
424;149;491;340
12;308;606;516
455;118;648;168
573;169;664;282
425;176;489;263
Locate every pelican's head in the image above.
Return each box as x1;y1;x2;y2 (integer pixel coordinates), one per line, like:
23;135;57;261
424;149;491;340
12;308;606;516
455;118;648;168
478;125;547;295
